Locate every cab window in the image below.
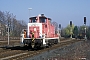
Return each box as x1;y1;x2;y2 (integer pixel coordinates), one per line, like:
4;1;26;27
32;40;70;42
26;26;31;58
40;18;46;23
31;19;36;23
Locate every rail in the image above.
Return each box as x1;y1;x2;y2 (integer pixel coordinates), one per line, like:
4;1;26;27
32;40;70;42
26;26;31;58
0;36;20;40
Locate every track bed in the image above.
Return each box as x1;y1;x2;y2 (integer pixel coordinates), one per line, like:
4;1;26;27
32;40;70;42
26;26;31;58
0;39;81;60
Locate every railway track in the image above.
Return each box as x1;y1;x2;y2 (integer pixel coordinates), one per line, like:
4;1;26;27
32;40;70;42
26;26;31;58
0;40;20;46
0;37;66;46
0;39;81;60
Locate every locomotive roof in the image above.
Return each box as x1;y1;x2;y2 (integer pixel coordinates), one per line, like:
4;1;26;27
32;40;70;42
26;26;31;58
29;16;51;20
48;18;51;20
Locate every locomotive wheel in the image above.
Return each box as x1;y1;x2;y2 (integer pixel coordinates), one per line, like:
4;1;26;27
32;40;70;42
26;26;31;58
28;43;32;49
35;43;42;49
54;39;58;44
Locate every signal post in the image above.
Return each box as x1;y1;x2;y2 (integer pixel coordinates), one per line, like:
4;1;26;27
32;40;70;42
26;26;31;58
70;21;72;39
84;17;87;41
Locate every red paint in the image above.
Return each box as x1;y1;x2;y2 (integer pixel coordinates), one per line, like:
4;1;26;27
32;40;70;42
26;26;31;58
28;14;58;38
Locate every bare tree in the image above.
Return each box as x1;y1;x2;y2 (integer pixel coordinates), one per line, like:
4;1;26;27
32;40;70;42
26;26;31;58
52;21;58;34
0;11;27;37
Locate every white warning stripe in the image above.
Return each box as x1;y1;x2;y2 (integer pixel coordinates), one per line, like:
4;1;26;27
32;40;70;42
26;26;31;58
0;53;28;60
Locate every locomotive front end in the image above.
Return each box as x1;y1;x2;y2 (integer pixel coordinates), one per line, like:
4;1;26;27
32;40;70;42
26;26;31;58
22;15;45;48
27;23;42;39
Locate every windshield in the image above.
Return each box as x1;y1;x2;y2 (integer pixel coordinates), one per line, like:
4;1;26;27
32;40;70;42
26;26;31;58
31;19;37;23
40;18;46;23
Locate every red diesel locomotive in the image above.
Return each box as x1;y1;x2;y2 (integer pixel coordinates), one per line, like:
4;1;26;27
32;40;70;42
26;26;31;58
20;14;60;48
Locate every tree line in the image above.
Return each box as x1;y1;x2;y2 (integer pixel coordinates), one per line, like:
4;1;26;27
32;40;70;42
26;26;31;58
0;11;90;39
0;11;27;37
61;24;90;39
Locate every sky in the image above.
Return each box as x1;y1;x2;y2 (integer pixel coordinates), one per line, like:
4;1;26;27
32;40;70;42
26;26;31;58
0;0;90;27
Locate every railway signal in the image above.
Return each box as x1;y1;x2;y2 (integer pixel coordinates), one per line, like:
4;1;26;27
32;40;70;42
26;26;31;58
6;25;10;45
58;24;61;39
6;28;10;32
59;24;61;29
70;21;72;27
84;17;86;24
84;17;87;40
70;21;72;39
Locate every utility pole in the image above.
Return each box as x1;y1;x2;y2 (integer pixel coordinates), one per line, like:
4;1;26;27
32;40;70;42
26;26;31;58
28;8;32;18
27;8;32;37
